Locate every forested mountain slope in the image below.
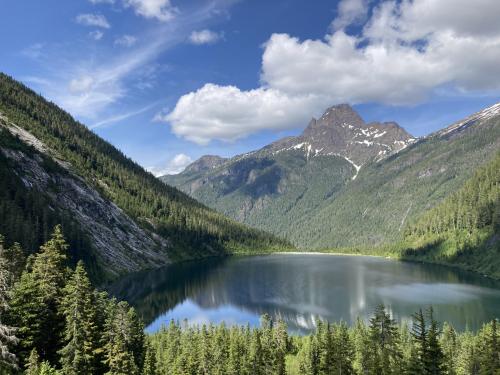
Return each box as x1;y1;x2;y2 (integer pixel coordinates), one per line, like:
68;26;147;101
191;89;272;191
0;73;290;281
163;104;415;241
164;103;500;249
402;151;500;277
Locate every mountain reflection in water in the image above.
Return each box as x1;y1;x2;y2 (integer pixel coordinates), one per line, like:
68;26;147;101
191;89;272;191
107;254;500;334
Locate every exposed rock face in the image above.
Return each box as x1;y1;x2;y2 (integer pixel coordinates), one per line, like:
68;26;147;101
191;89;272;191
1;118;170;278
267;104;416;166
184;155;228;173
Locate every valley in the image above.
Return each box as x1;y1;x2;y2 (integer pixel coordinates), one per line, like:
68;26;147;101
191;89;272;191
2;1;500;373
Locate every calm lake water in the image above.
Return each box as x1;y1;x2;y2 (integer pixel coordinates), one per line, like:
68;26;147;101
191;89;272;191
108;254;500;334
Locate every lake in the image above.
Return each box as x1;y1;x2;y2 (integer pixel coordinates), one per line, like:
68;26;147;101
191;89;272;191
108;254;500;334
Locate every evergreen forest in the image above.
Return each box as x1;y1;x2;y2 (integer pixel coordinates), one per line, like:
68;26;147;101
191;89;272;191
0;227;498;374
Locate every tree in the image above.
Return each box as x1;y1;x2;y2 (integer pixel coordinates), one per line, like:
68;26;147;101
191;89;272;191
409;309;427;374
38;361;61;375
368;305;402;374
104;301;143;375
9;225;70;363
478;319;500;375
142;341;157;375
59;261;100;375
332;322;355;375
273;319;288;375
0;237;19;371
440;322;458;375
249;330;264;375
426;307;446;374
25;349;40;375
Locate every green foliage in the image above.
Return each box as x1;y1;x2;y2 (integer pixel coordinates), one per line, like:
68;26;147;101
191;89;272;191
2;232;500;375
8;225;69;363
166;107;500;252
400;152;500;278
59;262;100;375
0;73;291;281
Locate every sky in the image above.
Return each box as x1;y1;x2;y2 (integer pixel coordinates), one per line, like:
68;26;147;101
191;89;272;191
1;0;500;175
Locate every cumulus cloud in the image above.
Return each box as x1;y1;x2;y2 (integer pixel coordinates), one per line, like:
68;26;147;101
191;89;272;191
148;153;193;176
123;0;177;22
166;84;323;144
189;29;222;45
76;13;111;28
114;35;137;47
89;30;104;40
164;0;500;144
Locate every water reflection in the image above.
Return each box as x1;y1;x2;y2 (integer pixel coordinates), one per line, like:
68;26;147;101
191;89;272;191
107;254;500;334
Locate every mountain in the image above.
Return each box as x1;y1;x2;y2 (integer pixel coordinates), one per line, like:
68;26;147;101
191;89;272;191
402;150;500;277
0;73;290;282
266;103;415;169
163;102;500;250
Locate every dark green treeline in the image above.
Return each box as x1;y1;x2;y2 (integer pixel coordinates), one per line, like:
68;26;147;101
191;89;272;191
0;72;291;281
0;227;499;374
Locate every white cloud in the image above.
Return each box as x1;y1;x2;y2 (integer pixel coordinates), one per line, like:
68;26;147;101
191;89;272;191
189;29;222;45
23;1;242;120
76;13;111;29
114;35;138;47
165;0;500;143
90;102;158;129
166;84;323;144
89;30;104;40
148;153;193;176
123;0;177;22
331;0;371;31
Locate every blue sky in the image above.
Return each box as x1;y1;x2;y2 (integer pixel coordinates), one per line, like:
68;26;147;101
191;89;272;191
1;0;500;175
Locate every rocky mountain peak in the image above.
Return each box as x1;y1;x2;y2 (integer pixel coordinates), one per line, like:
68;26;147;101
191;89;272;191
185;155;228;173
303;104;364;136
269;104;415;167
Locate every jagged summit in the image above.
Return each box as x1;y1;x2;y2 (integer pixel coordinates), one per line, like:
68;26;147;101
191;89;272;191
269;104;416;166
304;104;364;134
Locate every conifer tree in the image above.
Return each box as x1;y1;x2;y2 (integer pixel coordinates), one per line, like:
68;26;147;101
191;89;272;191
409;309;428;374
440;322;458;375
273;319;288;375
104;301;142;375
368;305;401;374
426;307;446;374
478;319;500;374
9;225;69;363
142;341;157;375
59;261;100;375
0;237;19;371
25;348;40;375
249;330;264;375
38;361;61;375
333;322;355;375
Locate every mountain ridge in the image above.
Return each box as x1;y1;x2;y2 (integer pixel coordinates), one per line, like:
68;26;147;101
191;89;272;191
0;73;291;281
163;101;500;251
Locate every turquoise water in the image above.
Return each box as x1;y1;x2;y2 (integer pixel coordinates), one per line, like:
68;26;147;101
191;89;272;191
108;254;500;334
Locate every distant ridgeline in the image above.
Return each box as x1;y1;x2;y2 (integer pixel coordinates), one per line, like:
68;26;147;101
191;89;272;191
0;73;291;282
164;101;500;278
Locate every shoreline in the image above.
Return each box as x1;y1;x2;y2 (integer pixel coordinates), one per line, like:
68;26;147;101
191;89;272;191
271;251;391;259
